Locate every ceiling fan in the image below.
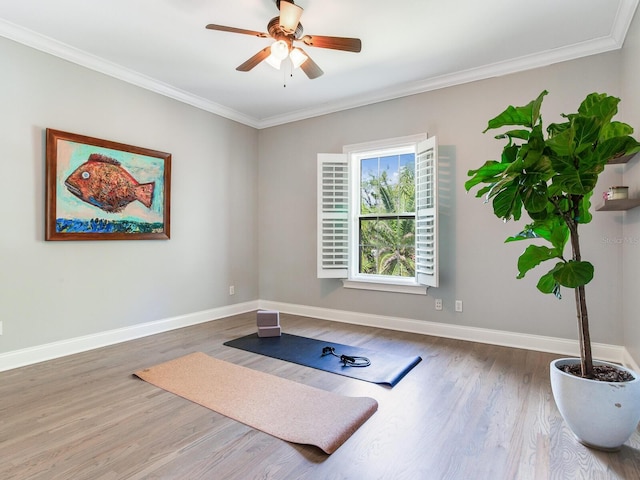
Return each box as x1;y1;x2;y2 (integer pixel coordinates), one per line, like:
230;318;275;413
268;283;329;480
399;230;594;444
206;0;362;79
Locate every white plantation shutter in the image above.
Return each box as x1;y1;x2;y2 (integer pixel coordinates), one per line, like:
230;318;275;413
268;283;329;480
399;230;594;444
317;136;438;289
415;136;438;287
317;154;349;278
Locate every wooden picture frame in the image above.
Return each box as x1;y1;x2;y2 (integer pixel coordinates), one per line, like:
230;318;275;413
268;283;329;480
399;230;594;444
45;129;171;241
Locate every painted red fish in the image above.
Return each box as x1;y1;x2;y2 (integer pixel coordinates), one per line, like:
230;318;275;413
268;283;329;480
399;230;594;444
64;154;155;213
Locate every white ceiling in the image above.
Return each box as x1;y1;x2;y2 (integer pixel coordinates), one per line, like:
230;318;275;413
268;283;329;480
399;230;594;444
0;0;638;128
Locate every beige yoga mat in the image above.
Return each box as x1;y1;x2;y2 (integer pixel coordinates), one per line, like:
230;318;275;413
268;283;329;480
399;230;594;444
134;352;378;454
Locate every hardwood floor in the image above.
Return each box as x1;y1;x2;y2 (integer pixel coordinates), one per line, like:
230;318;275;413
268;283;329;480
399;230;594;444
1;312;639;479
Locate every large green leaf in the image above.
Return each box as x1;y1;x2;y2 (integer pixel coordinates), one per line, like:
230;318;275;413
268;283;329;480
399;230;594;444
492;182;522;220
546;126;575;157
599;121;634;141
501;143;520;164
529;151;554;173
516;244;561;279
506;217;559;244
548;220;569;251
579;93;619;124
572;116;602;155
547;120;570;137
521;183;549;213
553;260;594;288
547;152;575;173
536;260;593;294
483;90;547;132
537;263;564;298
552;169;599;195
464;161;509;192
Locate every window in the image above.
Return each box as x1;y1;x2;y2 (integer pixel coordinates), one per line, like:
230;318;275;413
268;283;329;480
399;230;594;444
317;134;438;294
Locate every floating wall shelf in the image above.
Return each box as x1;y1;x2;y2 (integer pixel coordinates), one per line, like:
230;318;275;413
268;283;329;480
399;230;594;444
596;198;640;211
595;153;639;211
608;153;636;164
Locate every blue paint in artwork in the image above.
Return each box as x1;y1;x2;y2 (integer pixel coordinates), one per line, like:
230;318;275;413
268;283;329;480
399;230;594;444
57;218;164;234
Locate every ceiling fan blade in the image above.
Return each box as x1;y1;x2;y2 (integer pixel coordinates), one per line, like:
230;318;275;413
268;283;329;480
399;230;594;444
206;24;268;38
236;47;272;72
296;49;323;79
279;1;303;34
299;35;361;53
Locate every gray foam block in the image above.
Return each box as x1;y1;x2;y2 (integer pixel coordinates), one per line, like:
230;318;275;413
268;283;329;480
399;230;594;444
258;325;282;337
257;310;280;327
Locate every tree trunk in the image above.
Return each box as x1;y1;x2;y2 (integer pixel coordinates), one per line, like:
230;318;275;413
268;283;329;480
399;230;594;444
568;211;594;378
574;285;594;378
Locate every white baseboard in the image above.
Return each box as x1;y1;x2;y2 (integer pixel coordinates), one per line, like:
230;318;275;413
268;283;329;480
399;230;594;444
1;298;637;373
623;349;640;373
0;301;259;372
259;300;633;367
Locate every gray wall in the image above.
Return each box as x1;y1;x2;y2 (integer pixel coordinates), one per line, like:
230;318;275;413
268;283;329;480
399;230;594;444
258;51;631;347
0;37;259;353
622;9;640;363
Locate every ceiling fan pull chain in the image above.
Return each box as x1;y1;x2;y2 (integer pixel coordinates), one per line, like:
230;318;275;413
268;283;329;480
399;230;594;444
283;58;293;87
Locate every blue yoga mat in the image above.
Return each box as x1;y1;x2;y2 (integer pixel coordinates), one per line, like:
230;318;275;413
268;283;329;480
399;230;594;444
224;333;422;387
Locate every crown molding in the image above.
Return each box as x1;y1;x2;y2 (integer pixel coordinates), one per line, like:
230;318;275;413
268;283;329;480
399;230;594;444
256;34;626;128
1;0;638;129
0;18;261;128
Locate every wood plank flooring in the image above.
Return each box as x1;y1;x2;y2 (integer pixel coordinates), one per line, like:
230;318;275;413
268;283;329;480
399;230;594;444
1;312;640;479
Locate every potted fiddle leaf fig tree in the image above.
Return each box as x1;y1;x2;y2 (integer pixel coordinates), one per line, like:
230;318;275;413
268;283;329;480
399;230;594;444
465;90;640;451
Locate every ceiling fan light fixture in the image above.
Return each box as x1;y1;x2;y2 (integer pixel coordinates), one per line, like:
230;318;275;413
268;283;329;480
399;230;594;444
270;40;289;61
265;54;282;70
289;48;308;69
279;1;303;34
266;40;289;69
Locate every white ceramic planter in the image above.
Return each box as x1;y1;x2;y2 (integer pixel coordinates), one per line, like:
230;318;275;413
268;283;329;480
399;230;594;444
550;358;640;451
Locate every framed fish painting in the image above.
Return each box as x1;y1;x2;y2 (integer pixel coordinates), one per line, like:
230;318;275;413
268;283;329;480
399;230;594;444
45;129;171;241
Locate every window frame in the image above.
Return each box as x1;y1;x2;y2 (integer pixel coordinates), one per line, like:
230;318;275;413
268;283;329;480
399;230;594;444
347;138;421;289
317;134;438;294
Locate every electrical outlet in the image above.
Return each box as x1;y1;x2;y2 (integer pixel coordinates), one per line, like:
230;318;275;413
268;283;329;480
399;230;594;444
455;300;463;312
435;299;443;311
229;285;235;295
